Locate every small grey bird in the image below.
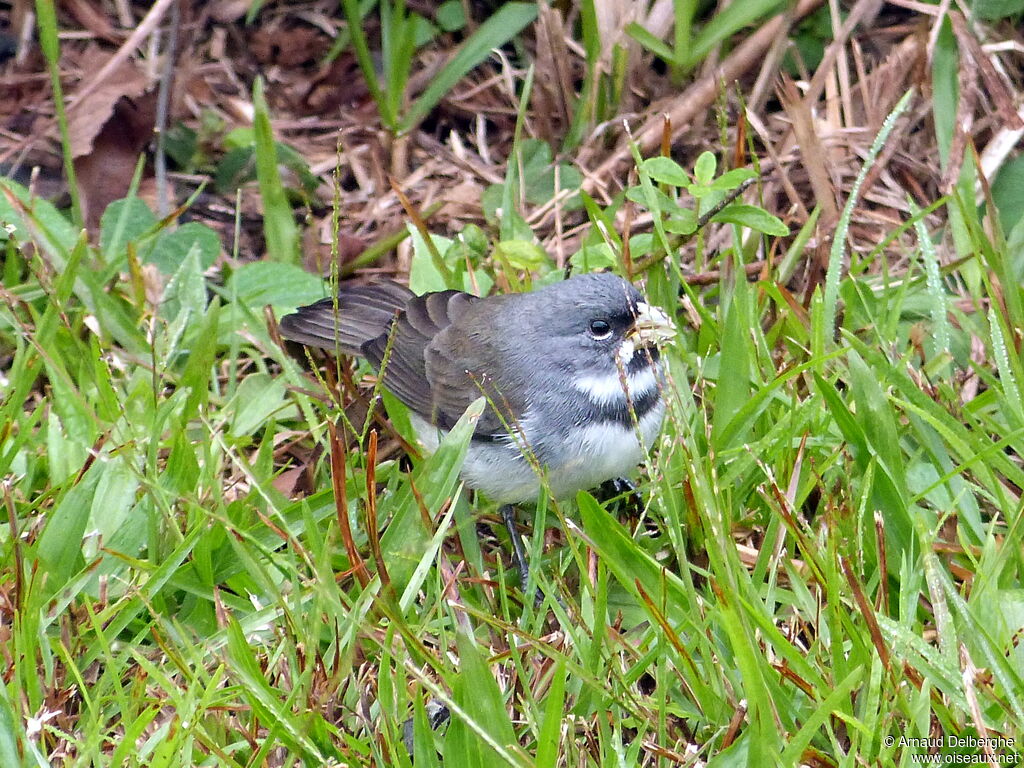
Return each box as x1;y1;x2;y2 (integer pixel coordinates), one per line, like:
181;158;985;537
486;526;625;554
279;272;675;587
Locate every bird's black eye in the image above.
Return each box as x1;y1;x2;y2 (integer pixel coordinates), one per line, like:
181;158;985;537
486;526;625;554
588;319;612;340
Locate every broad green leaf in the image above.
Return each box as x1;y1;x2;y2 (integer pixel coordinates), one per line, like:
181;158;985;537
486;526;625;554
569;243;618;271
226;261;328;307
99;197;157;260
494;240;549;270
641;156;690;187
0;178;78;264
973;0;1024;19
409;228;455;293
663;210;698;235
711;204;789;236
710;285;752;449
89;454;140;547
436;0;465;32
624;185;683;215
148;222;220;273
229;373;287;437
576;491;691;615
990;154;1024;237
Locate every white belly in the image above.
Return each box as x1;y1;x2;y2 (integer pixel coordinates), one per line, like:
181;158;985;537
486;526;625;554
410;399;664;504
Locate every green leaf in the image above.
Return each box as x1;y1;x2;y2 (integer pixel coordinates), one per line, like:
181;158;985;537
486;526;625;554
494;240;549;270
179;299;221;420
711;286;752;449
379;398;484;596
90;455;140;545
252;77;299;263
163;123;198;169
159;245;206;323
973;0;1024;19
689;0;785;66
225;617;326;763
641;156;690;187
36;460;104;591
624;185;683;215
446;629;518;763
711;204;789;236
226;261;328;307
569;243;618;271
847;352;904;492
624;21;676;63
341;0;391;127
663;210;698;235
436;0;466;32
576;491;690;611
214;145;257;193
536;658;566;768
412;695;443;768
409;228;455;293
514;139;583;208
990;154;1024;237
99;197;157;260
402;3;538;132
229;373;287;437
0;178;79;262
708;167;758;190
693;151;717;185
148;222;221;274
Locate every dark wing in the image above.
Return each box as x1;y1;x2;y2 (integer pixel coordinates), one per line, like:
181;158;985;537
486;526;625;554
361;290;481;422
279;281;415;355
423;296;531;438
283;282;518;437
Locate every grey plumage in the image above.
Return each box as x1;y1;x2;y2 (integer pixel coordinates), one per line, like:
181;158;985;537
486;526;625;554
279;272;673;503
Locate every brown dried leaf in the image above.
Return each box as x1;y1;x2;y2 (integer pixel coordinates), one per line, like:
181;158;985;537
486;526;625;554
66;47;151;158
776;75;839;226
72;89;158;230
532;4;574;143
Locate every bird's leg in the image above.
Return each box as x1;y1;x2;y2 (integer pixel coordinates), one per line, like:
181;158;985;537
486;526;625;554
500;504;531;594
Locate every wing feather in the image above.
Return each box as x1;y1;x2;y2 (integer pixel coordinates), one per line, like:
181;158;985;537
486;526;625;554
282;282;527;439
279;282;415;354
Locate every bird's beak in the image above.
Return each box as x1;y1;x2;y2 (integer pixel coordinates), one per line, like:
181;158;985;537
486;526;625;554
627;302;676;348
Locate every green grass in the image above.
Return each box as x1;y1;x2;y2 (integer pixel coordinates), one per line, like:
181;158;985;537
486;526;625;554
4;137;1024;766
4;3;1024;767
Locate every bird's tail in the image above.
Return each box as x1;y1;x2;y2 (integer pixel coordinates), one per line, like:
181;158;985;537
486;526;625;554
278;281;415;355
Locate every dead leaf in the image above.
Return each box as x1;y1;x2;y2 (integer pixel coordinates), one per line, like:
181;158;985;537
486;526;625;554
66;47;151;158
65;48;157;231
